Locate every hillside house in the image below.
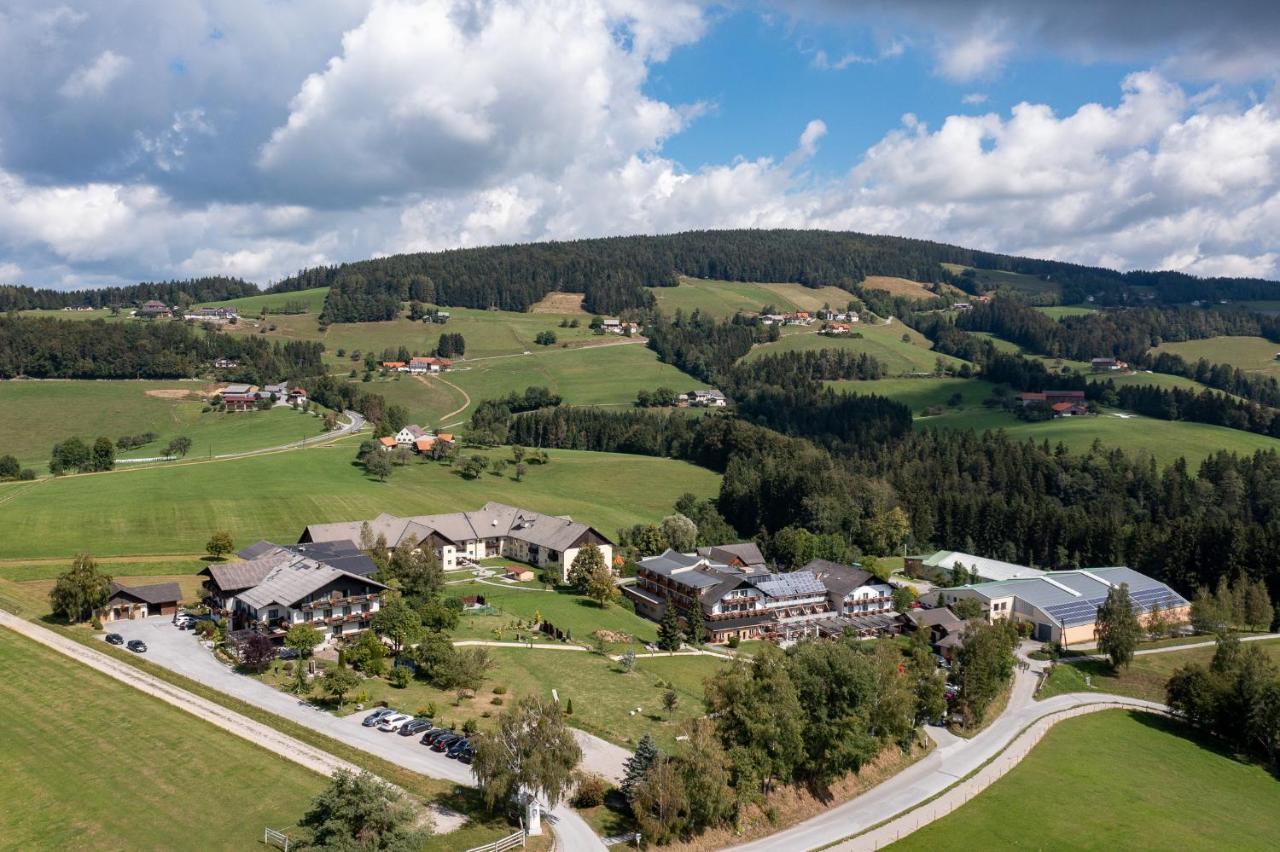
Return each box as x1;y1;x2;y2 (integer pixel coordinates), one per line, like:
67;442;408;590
680;389;727;408
822;322;852;335
299;501;613;583
395;425;429;446
784;311;813;326
939;567;1189;647
97;581;182;622
288;387;307;404
382;361;408;371
260;382;289;401
377;436;398;451
185;307;239;322
408;356;452;373
221;383;260;411
1017;390;1085;407
1050;400;1089;417
213;357;239;369
1090;357;1129;371
137;300;172;317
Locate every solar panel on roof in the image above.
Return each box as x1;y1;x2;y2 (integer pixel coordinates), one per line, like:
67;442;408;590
1044;587;1187;626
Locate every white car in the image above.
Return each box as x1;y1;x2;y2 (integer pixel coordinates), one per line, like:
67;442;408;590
377;713;414;733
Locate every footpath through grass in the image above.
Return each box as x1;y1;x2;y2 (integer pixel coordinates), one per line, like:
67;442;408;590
888;710;1280;851
0;628;325;850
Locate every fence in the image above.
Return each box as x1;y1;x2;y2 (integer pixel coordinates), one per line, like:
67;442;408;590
830;702;1166;850
465;830;526;852
263;828;291;851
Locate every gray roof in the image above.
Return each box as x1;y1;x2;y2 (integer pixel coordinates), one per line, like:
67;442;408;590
238;540;279;560
698;542;766;568
959;567;1188;627
304;502;611;554
802;559;877;600
638;549;712;576
234;540;378;578
918;551;1046;582
751;570;826;598
906;607;964;631
202;554;292;592
401;424;429;439
236;561;385;611
108;581;181;605
223;383;254;395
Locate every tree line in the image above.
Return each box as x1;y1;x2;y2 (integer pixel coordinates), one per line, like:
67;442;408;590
0;276;257;311
0;315;324;381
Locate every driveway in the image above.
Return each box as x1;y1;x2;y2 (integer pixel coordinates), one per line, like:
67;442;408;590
100;617;604;849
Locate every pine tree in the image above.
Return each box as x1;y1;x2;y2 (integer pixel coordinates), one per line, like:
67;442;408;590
657;596;683;652
684;601;705;645
621;734;659;803
1097;583;1141;671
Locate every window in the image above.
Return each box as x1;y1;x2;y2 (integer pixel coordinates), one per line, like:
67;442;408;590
343;606;351;617
361;603;370;613
268;608;279;620
324;609;333;620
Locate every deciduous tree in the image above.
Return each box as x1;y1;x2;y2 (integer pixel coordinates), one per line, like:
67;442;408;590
321;666;361;709
285;623;324;658
205;529;235;560
471;695;581;813
297;769;427;851
1097;583;1142;670
48;554;111;623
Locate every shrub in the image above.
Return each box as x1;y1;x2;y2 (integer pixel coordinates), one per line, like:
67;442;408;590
388;666;411;688
490;696;504;706
572;772;609;808
462;718;478;735
425;702;438;717
90;615;102;631
492;685;507;694
480;711;492;718
565;697;574;715
727;635;740;648
19;469;36;481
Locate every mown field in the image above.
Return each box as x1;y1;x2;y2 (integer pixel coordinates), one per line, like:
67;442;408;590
1152;335;1280;378
0;629;326;850
649;276;858;319
889;710;1280;852
741;321;969;374
861;276;963;301
226;302;611;364
940;263;1060;297
1035;305;1099;318
0;380;332;471
358;342;693;426
1038;639;1280;703
0;441;721;559
827;377;995;415
196;285;329;314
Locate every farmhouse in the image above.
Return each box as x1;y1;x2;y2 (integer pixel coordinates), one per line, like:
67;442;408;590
822;322;852;335
395;424;429;446
905;550;1046;583
137;300;172;317
221;383;260;411
382;361;407;371
97;581;182;622
199;545;386;644
184;307;239;323
625;550;897;644
938;567;1189;647
408;356;452;373
299;501;613;583
1050;400;1089;417
680;389;727;408
1016;390;1086;407
1090;357;1129;371
213;357;239;369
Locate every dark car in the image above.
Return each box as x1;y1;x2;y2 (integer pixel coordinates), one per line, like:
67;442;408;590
398;718;432;737
105;633;124;645
457;746;474;765
432;734;462;752
446;738;470;759
126;639;147;653
361;708;395;727
419;728;446;746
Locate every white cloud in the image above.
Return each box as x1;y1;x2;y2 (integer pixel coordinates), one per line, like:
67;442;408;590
0;261;21;281
936;30;1011;81
58;50;129;98
962;92;988;105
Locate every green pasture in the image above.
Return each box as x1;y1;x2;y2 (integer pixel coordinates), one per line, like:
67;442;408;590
742;321;969;374
649;277;858;319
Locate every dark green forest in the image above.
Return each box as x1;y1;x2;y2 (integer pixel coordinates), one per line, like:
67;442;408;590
0;276;258;311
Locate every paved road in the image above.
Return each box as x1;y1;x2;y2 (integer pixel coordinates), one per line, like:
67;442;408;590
73;616;606;850
728;664;1164;852
1063;632;1280;663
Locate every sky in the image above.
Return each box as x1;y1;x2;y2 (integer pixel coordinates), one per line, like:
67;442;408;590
1;0;1279;290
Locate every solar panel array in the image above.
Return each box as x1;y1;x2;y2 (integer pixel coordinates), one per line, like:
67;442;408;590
1044;586;1188;626
754;571;827;598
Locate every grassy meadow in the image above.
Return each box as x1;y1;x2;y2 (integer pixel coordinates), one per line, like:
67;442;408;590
742;321;969;374
861;276;963;301
889;710;1280;852
359;342;694;426
1038;639;1280;703
196;285;329;314
1152;335;1280;378
940;263;1060;297
648;276;858;319
1035;305;1099;318
0;380;332;471
0;441;720;559
0;629;326;850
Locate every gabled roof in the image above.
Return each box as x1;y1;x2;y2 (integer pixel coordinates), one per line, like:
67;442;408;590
915;551;1045;582
956;566;1188;627
236;562;386;611
201;554;292;592
802;559;877;599
399;424;428;439
751;570;826;598
906;607;964;631
698;542;765;568
108;581;181;605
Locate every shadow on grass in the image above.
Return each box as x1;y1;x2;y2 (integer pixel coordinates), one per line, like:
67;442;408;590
1128;709;1280;777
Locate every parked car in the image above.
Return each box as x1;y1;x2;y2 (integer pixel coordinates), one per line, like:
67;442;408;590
362;708;396;727
420;729;443;746
105;633;124;645
378;713;414;733
446;738;471;759
457;746;474;765
398;719;432;737
126;640;147;653
277;647;299;660
426;728;456;745
432;734;462;752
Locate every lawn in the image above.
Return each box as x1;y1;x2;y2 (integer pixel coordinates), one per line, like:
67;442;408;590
649;276;859;319
0;628;327;850
888;710;1280;851
1152;335;1280;378
741;321;969;374
0;443;721;558
1035;305;1098;318
0;380;332;471
446;581;660;650
1037;639;1280;703
346;341;691;426
275;645;726;751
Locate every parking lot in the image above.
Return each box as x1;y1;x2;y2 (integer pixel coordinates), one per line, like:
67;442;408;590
99;617;475;786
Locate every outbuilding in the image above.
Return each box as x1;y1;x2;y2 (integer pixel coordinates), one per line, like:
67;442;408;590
99;581;182;621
